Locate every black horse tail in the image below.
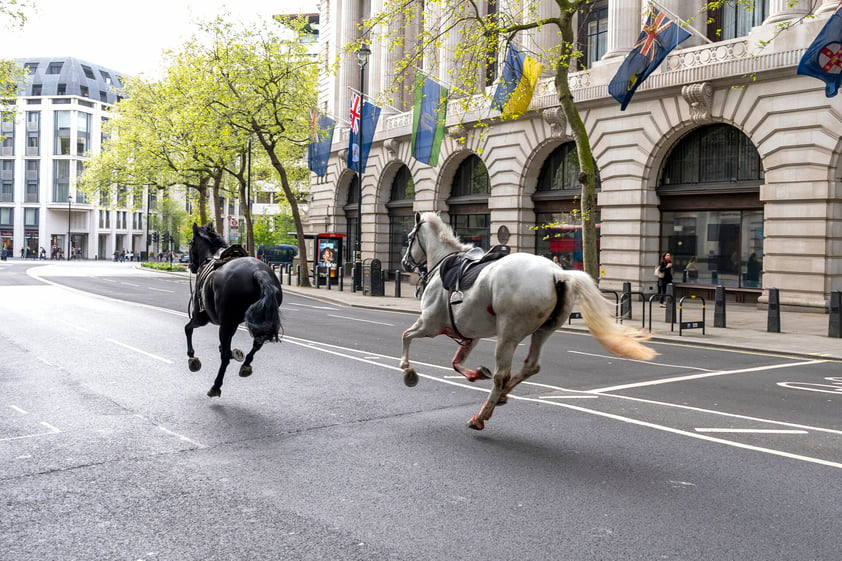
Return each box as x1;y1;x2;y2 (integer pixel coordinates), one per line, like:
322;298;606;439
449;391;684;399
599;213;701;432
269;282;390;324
245;269;283;344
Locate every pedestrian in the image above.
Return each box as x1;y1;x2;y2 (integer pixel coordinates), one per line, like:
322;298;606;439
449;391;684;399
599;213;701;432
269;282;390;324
657;252;673;307
20;247;24;258
746;253;761;287
685;256;698;282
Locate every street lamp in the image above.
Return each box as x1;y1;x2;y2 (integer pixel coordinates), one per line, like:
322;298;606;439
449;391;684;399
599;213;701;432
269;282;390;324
67;194;72;261
354;43;371;293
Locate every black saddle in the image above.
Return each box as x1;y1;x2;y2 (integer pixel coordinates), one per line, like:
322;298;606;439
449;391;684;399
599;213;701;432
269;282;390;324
440;245;510;293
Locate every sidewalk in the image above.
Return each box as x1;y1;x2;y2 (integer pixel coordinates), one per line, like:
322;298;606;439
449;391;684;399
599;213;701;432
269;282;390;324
279;275;842;361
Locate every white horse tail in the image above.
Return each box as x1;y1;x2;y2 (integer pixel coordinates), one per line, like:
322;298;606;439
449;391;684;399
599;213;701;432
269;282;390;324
562;270;658;362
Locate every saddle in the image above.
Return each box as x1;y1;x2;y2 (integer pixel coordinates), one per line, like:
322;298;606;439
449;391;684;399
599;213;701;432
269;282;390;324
440;245;510;303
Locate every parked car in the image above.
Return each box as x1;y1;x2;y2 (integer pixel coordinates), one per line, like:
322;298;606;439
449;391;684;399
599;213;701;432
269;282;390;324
257;244;298;266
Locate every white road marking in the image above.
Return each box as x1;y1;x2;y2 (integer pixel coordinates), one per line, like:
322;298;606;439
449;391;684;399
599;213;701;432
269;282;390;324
695;428;808;434
120;282;140;287
539;395;599;400
589;360;827;393
58;318;89;332
106;338;173;364
148;287;174;293
157;426;207;448
328;314;394;326
9;405;28;414
0;421;60;443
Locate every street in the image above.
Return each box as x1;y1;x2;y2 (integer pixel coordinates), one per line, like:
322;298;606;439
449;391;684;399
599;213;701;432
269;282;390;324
1;260;841;560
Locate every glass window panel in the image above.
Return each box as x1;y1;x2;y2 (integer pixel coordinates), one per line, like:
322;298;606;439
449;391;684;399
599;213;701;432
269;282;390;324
450;213;490;250
535;210;600;270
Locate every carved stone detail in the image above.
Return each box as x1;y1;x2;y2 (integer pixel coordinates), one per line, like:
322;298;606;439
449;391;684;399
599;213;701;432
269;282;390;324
447;124;468;144
542;107;566;136
384;138;400;159
682;82;714;123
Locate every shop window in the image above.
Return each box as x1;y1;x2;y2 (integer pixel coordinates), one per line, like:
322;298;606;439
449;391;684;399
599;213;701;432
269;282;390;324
387;165;415;272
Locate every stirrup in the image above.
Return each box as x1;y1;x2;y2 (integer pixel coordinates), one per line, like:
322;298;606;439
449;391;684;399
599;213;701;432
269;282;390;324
449;290;463;305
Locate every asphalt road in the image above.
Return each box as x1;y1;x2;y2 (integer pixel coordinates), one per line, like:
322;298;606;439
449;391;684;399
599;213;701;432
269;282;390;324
1;260;841;560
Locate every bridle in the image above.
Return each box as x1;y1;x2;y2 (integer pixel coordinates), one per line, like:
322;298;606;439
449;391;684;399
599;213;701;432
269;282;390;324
403;221;427;271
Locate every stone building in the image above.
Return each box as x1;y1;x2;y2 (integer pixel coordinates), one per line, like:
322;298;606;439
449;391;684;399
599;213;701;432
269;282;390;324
1;57;149;260
308;0;842;310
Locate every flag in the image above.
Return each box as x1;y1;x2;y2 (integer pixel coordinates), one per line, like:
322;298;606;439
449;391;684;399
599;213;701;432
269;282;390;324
307;110;336;178
491;43;543;118
411;73;448;167
608;7;691;110
796;4;842;97
347;93;381;174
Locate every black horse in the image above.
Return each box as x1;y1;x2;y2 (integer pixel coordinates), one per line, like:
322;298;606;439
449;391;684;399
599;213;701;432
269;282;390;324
185;223;283;397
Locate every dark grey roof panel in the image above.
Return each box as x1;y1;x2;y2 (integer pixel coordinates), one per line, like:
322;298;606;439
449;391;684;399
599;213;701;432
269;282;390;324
15;57;127;104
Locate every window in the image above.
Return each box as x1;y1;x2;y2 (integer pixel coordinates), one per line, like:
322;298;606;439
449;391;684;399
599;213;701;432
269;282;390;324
451;155;489;197
660;124;763;187
56;83;66;95
31;84;42;96
100;70;112;85
387;165;415;271
81;65;95;79
53;160;70;202
25;160;38;202
0;207;12;226
579;2;608;68
24;208;39;227
77;112;91;155
54;111;71;155
80;86;89;98
1;112;15;156
537;143;583;192
708;0;769;41
1;160;13;202
535;210;600;270
47;62;63;74
24;62;38;74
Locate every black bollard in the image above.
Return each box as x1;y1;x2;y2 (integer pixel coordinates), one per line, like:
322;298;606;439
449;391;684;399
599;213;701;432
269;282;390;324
339;265;344;291
622;281;631;319
395;270;402;298
767;287;781;333
296;265;301;286
286;265;292;285
666;283;675;323
714;285;726;328
829;291;841;338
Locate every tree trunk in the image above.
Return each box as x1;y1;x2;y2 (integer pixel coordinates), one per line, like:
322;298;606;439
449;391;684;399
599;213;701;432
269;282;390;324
556;6;599;281
211;169;224;232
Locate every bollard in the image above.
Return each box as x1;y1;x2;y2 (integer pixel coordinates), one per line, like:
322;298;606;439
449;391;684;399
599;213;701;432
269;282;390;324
767;287;781;333
296;265;301;286
287;264;292;286
622;282;631;319
829;291;841;338
339;265;344;291
714;285;726;328
666;283;675;323
395;270;402;298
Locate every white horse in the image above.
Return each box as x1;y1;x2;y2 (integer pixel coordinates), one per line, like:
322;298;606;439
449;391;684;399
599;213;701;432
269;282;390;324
400;212;657;430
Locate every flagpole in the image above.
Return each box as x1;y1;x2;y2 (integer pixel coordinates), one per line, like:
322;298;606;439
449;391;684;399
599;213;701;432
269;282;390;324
353;45;371;293
648;0;714;45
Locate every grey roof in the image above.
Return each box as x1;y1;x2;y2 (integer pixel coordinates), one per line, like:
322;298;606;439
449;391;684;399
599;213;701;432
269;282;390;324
14;57;127;104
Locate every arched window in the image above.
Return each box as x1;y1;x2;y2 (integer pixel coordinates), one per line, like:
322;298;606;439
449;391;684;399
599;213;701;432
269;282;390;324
448;155;490;249
533;142;600;269
658;124;764;291
387;165;415;272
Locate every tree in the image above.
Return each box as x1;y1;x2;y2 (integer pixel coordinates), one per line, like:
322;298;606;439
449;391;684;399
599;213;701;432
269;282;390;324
181;16;319;286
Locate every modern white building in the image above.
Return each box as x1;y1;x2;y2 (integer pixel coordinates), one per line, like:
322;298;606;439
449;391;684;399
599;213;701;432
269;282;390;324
308;0;842;310
1;57;147;260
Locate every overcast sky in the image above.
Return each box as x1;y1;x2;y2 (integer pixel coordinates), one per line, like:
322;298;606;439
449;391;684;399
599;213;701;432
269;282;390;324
3;0;318;77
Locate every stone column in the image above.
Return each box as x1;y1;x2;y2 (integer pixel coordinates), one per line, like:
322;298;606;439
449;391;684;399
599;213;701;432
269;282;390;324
765;0;811;23
603;0;642;60
817;0;841;15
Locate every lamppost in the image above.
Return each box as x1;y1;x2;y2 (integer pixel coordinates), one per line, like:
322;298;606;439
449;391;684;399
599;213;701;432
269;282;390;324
354;43;371;293
66;194;72;261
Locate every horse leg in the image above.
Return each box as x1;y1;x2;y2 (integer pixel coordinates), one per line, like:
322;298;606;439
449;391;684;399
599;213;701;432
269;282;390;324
450;339;490;382
497;327;554;406
239;339;264;378
208;324;236;398
184;313;209;372
400;317;432;387
468;337;518;430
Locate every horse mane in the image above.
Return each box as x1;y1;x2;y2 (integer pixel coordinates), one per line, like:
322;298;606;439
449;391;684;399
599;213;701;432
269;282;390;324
418;212;472;251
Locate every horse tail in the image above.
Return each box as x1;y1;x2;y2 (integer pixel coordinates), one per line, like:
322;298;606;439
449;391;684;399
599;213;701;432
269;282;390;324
245;269;283;344
563;270;657;361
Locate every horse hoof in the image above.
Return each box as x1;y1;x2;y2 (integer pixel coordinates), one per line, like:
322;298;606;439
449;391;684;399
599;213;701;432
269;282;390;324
232;349;244;362
207;387;221;398
188;357;202;372
403;368;418;387
239;365;253;378
497;394;508;406
477;366;492;380
467;416;485;430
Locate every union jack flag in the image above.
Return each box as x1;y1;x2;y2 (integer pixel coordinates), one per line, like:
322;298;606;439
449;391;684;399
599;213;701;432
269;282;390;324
349;93;362;134
635;11;674;63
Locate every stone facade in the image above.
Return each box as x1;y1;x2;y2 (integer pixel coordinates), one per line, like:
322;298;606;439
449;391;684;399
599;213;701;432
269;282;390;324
308;0;842;310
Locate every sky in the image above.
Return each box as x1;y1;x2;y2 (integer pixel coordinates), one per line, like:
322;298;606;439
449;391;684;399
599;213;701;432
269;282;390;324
3;0;318;77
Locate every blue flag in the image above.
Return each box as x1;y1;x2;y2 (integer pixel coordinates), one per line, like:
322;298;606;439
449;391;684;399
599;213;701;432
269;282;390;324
411;73;448;166
307;111;335;178
491;43;543;118
796;5;842;97
608;8;691;111
347;93;381;174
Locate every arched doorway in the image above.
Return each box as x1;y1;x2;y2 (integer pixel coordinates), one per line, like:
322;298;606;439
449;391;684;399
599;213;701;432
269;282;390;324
386;165;415;273
658;124;764;293
532;142;600;270
448;154;490;249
